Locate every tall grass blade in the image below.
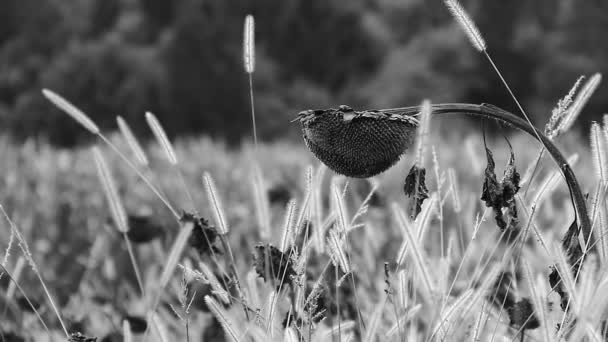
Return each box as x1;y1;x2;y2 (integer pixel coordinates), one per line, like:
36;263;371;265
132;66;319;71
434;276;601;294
205;295;243;342
116;116;149;166
523;261;551;342
243;15;255;74
332;183;349;232
560;73;602;132
327;228;351;273
93;147;129;233
145;111;177;165
392;203;435;299
41;89;100;134
280;200;296;252
0;205;68;337
199;262;230;304
363;300;385;342
203;172;229;234
252;165;271;239
590;122;608;184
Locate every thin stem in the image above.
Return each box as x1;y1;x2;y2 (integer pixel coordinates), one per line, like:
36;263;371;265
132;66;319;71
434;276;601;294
522;146;545;197
483;51;545;149
248;74;258;149
123;233;145;297
98;135;180;219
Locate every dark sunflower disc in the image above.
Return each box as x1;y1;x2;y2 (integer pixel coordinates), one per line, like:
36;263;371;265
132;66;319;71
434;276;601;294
297;105;419;178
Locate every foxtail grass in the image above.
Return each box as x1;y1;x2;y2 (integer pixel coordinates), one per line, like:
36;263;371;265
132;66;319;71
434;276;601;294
116;115;149;166
326;228;351;274
146;111;178;165
93;147;145;297
42;89;179;218
591;122;608;185
42;89;100;134
143;220;195;339
0;205;68;338
0;263;50;334
392;203;435;300
243;14;258;148
203;172;229;235
205;295;243;342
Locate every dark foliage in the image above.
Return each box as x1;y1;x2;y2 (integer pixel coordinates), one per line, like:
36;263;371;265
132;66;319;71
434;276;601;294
126;215;165;243
252;244;297;288
490;270;516;310
181;211;222;256
403;164;429;218
68;332;97;342
267;184;292;206
123;315;147;334
14;295;40;313
507;298;540;330
548;219;584;312
186;280;214;312
480;140;520;239
0;331;25;342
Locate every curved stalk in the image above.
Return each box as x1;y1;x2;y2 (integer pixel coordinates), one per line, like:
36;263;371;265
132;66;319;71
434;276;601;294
389;103;593;253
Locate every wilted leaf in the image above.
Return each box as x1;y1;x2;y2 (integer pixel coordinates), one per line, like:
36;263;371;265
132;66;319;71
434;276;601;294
404;165;429;218
549;219;583;312
480;139;520;238
253;244;297;288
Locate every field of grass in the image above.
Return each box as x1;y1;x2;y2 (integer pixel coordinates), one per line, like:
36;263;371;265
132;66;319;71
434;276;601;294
0;122;605;341
1;1;607;341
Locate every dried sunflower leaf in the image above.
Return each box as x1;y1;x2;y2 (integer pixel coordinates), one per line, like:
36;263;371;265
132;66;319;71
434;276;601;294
403;165;429;218
480;141;520;237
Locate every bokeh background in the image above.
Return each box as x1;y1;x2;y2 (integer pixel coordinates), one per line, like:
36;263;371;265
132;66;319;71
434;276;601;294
0;0;606;146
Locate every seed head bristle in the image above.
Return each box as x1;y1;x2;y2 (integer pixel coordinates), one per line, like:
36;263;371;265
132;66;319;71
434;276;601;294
414;100;432;166
92;147;129;233
264;290;277;335
158;220;195;292
280;200;297;252
392;203;434;299
443;0;486;52
558;73;602;134
203;172;229;235
545;76;584;139
199;262;230;304
42;89;100;134
332;183;349;232
447;168;461;212
116;116;149;166
145;111;177;165
243;14;255;74
204;295;243;342
590;122;608;184
326;228;350;273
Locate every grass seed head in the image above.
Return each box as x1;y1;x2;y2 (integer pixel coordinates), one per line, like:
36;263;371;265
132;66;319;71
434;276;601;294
297;105;418;178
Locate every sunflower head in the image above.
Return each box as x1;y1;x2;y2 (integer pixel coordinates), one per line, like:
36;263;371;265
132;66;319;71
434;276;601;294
297;105;418;178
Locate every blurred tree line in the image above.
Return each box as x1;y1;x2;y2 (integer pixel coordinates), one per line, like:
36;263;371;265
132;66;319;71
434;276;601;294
0;0;605;146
